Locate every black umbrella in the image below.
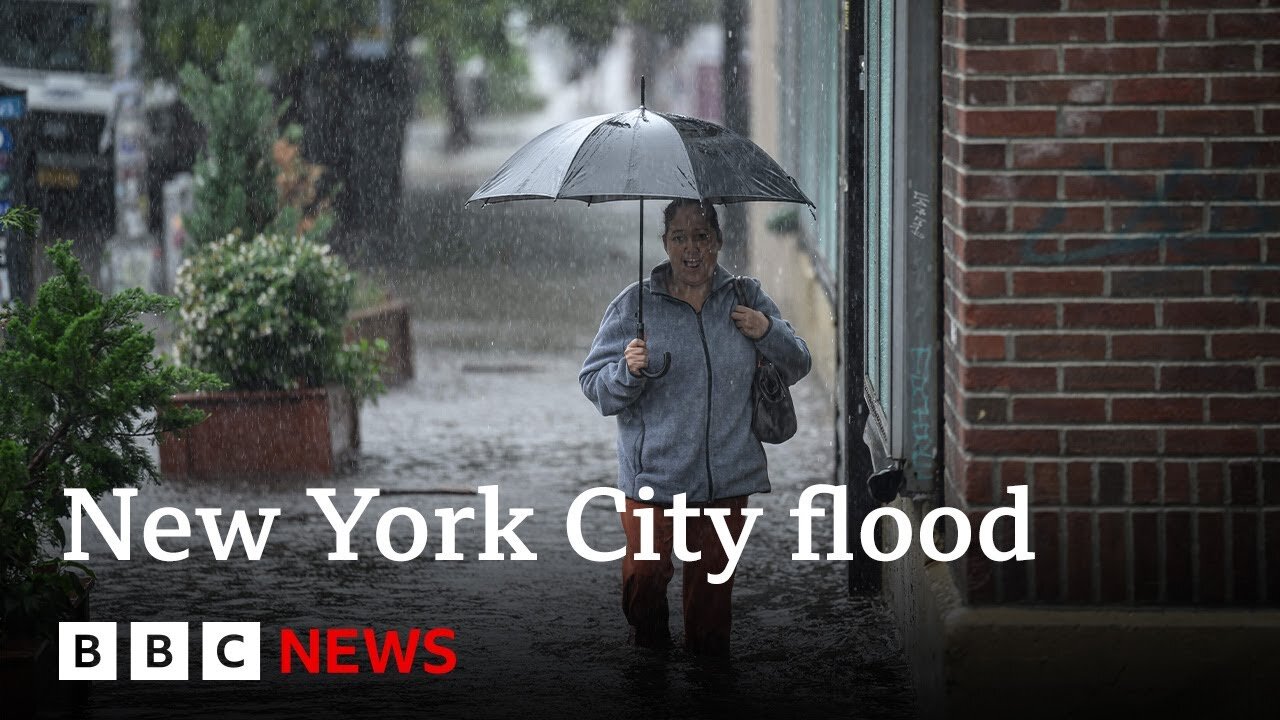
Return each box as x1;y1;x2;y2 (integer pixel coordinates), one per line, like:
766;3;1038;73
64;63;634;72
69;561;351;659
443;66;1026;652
468;78;813;378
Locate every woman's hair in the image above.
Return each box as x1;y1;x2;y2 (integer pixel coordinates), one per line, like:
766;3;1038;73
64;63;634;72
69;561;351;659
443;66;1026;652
661;199;721;239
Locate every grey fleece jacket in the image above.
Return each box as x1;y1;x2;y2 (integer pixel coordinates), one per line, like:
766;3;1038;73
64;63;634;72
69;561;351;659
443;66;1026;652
580;261;812;504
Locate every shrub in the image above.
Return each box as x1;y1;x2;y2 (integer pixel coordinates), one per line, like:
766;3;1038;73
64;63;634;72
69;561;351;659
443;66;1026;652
0;241;220;640
174;233;385;400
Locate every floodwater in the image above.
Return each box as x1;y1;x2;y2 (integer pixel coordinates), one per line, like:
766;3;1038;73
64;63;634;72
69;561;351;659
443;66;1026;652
51;117;915;719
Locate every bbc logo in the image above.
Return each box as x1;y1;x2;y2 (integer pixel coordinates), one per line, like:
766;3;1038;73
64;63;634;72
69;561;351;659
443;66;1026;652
59;622;261;680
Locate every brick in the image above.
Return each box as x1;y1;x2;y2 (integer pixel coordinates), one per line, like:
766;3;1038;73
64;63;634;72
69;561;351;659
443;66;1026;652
962;548;997;604
1098;513;1127;602
1113;13;1209;42
956;78;1009;106
1033;511;1060;601
1112;397;1203;423
1267;44;1280;71
1110;270;1203;298
1065;46;1158;74
1133;512;1160;603
1163;301;1260;328
1013;397;1107;423
1212;76;1280;104
1069;0;1159;8
1267;462;1280;503
1198;512;1226;604
1066;462;1092;504
1214;11;1280;40
962;395;1008;423
958;47;1058;75
1266;427;1280;454
956;0;1061;11
1166;462;1192;504
1000;460;1028;491
1164;173;1257;202
1267;364;1280;388
963;459;995;505
1199;463;1226;504
1011;205;1105;233
1061;301;1156;328
960;142;1007;169
1163;45;1257;73
960;173;1058;200
1165;238;1260;265
1065;511;1093;603
960;238;1025;266
1169;428;1259;456
1112;333;1205;360
1064;365;1155;392
1113;141;1204;170
1062;110;1159;137
959;364;1058;391
1064;429;1159;455
1063;237;1162;264
1210;396;1280;423
1032;462;1060;504
1112;77;1205;105
961;270;1008;298
962;203;1008;230
1013;270;1104;297
961;334;1007;361
1133;462;1159;504
958;16;1010;45
1011;142;1105;170
1210;205;1280;234
1110;205;1203;234
1266;110;1280;135
1099;462;1126;504
1232;511;1259;603
1013;79;1106;105
1065;174;1158;201
1016;333;1106;361
1212;333;1280;360
1161;364;1258;392
1166;511;1193;602
1211;140;1280;167
961;427;1059;455
1015;16;1106;43
1230;463;1259;505
960;301;1057;328
1165;110;1255;137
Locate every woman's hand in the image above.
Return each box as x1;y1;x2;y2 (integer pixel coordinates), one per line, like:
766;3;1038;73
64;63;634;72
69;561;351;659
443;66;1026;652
732;306;770;340
624;338;649;376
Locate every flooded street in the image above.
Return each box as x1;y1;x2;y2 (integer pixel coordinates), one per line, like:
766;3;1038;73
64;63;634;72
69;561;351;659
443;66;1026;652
60;115;916;719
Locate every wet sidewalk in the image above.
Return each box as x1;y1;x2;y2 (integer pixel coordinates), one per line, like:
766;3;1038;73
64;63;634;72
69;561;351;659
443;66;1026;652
66;85;915;717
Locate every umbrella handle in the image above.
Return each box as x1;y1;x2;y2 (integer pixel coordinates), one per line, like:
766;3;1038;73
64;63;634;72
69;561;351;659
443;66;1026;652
640;352;671;379
635;323;670;379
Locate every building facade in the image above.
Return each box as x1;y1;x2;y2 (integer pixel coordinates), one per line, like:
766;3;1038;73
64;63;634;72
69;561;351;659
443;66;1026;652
748;0;1279;715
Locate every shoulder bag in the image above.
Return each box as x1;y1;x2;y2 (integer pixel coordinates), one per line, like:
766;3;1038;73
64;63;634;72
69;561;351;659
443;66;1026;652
734;277;797;444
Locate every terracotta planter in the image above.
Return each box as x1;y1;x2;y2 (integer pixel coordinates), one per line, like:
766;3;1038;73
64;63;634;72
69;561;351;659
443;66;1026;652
345;298;414;386
159;386;358;479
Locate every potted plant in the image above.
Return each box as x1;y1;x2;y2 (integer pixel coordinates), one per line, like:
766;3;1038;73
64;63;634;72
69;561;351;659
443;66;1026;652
160;233;385;479
0;232;219;713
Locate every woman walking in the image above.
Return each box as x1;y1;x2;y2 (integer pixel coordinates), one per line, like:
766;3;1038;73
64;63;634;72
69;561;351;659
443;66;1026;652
580;199;812;657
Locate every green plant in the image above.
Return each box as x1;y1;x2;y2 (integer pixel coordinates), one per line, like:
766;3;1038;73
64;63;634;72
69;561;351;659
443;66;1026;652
0;241;221;641
175;233;386;401
181;24;324;246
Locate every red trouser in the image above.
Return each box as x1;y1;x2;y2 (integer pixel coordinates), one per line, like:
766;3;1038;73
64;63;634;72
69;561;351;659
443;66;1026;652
619;495;749;657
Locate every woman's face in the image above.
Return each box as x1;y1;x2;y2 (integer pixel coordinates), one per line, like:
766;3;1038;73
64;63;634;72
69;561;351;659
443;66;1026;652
663;204;722;289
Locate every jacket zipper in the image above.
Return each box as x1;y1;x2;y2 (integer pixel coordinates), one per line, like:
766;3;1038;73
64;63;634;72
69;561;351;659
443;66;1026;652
694;311;714;501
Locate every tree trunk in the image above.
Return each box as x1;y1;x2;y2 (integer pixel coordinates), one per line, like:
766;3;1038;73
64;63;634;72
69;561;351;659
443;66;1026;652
436;40;471;151
720;0;750;271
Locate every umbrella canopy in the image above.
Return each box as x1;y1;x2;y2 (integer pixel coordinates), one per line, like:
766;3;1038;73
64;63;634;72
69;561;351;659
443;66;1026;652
467;108;814;207
468;87;812;378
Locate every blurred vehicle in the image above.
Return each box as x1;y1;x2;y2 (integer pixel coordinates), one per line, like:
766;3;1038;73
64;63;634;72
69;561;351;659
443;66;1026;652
0;0;198;238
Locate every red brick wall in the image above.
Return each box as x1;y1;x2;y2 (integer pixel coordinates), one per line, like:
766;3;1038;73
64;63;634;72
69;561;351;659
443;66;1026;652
940;0;1279;606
